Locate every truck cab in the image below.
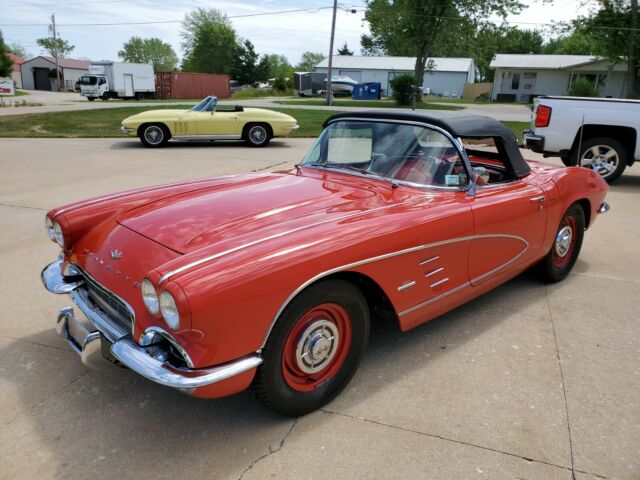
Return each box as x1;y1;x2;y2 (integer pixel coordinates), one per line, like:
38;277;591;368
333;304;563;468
78;74;109;101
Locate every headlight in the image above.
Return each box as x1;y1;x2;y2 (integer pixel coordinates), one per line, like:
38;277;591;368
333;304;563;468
53;221;65;248
45;216;55;241
141;279;159;315
159;291;180;330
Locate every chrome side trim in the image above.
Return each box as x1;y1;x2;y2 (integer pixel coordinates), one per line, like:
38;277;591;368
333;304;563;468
111;339;262;390
430;277;449;288
172;134;243;141
424;267;444;278
397;280;416;292
419;256;439;266
399;282;472;316
158;200;416;285
260;233;529;349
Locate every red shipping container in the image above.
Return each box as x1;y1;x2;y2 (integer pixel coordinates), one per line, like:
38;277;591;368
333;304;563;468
155;71;231;99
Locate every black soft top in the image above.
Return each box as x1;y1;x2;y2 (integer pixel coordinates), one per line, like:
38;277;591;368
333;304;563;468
325;111;530;178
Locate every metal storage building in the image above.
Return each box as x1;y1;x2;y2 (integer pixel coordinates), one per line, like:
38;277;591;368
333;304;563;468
315;56;475;97
20;56;90;91
490;54;630;101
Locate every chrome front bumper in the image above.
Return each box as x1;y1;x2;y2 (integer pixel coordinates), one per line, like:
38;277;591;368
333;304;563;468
120;126;135;135
42;260;262;391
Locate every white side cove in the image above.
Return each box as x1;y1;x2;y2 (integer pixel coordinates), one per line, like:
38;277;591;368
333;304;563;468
258;233;529;349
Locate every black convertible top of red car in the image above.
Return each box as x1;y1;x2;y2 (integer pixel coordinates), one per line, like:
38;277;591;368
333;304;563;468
325;111;531;178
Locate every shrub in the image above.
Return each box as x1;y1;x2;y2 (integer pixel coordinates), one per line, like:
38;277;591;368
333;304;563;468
390;73;417;105
568;78;598;97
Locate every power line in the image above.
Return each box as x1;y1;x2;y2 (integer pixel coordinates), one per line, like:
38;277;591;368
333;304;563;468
0;6;337;27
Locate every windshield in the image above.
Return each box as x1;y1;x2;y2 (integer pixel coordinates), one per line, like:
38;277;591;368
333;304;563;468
301;121;469;188
78;75;97;86
191;96;217;112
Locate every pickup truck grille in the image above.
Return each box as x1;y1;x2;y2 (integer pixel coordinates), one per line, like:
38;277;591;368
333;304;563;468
76;266;134;332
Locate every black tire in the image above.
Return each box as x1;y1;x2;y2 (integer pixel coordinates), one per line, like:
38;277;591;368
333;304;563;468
87;97;95;102
244;123;271;148
135;92;144;101
139;124;169;148
254;279;370;416
575;136;627;183
536;203;585;283
101;93;110;101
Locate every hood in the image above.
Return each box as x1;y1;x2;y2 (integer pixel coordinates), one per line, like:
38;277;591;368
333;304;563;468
124;109;191;121
117;172;392;254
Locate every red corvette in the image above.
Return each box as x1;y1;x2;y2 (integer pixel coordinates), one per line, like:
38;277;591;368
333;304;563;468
42;111;609;415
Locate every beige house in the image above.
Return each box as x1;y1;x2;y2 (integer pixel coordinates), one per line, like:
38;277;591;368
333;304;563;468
7;53;24;89
490;54;630;102
20;56;90;91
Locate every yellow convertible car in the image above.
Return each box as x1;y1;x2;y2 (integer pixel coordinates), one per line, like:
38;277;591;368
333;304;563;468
120;96;299;148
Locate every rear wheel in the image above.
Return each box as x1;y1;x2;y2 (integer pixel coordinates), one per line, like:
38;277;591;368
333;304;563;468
87;97;95;102
536;203;585;283
576;137;627;183
254;279;369;416
139;124;169;148
135;92;144;101
244;123;271;148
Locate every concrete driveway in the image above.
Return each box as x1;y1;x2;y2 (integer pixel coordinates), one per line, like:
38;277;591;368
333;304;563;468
0;138;638;480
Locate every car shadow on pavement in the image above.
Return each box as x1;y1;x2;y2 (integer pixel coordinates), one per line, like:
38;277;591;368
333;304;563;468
109;140;295;150
4;273;546;478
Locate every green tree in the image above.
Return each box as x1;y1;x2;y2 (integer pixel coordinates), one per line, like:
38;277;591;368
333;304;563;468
389;73;417;105
337;42;354;55
361;0;523;90
568;77;599;96
262;54;294;79
296;51;325;71
36;36;75;58
9;43;30;59
232;39;267;84
543;25;600;55
180;8;237;74
0;31;13;77
118;37;178;71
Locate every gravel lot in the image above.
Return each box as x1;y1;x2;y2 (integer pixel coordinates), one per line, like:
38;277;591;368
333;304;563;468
1;137;638;479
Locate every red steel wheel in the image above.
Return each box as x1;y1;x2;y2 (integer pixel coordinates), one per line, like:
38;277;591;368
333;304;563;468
254;279;369;416
535;203;585;283
281;303;352;393
552;215;577;269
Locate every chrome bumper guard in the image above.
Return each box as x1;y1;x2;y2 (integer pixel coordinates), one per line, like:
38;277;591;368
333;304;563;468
597;202;610;214
120;126;134;135
42;260;263;391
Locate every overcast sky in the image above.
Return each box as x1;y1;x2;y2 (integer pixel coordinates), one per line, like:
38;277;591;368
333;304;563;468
2;0;587;64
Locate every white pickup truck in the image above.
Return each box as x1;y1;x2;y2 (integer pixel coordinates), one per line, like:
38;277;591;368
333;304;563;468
523;96;640;183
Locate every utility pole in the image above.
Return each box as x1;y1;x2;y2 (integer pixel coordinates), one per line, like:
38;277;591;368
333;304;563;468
326;0;338;106
630;0;639;98
50;14;61;92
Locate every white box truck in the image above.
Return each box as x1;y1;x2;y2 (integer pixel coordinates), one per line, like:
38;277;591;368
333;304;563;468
78;62;155;101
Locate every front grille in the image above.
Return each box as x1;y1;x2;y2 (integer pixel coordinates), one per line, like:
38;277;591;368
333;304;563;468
76;266;134;331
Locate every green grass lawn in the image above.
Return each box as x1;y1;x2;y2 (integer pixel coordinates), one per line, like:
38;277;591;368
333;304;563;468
275;99;464;111
0;105;528;141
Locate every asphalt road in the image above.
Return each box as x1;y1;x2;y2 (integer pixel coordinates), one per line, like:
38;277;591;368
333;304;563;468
1;137;638;480
0;90;533;122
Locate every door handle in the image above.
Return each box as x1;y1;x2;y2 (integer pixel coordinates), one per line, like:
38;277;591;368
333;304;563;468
529;196;545;202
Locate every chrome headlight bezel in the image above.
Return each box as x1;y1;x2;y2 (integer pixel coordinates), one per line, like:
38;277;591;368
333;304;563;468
159;290;180;330
53;221;65;248
45;216;55;241
141;278;160;315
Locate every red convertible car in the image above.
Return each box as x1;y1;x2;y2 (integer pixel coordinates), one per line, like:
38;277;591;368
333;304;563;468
42;111;609;415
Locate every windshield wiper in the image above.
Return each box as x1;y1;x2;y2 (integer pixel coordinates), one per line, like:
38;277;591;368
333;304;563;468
304;162;398;189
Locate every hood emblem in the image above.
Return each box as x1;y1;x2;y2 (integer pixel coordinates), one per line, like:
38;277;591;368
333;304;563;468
110;250;123;259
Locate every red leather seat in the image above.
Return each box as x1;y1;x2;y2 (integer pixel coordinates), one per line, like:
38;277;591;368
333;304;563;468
391;159;434;184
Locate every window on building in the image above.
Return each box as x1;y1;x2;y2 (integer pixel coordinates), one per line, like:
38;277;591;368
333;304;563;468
511;73;521;90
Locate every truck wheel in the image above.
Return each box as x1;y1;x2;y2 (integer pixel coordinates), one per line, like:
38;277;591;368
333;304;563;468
135;92;144;101
87;97;95;102
244;123;271;148
101;94;110;101
139;124;169;148
577;137;627;183
254;279;369;416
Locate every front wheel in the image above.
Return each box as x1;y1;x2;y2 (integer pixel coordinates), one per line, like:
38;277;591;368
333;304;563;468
576;137;627;183
139;124;169;148
254;279;370;416
87;97;95;102
245;123;271;148
535;203;585;283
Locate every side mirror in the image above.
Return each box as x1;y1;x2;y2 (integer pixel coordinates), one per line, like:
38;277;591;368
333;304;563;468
472;166;490;185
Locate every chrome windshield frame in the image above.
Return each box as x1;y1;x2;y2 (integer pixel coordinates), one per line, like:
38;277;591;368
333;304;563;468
300;117;475;193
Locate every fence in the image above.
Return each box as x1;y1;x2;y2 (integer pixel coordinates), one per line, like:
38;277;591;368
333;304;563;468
463;82;493;100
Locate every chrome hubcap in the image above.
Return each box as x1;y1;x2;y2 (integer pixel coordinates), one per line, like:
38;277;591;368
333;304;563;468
145;126;163;144
555;225;573;258
295;319;339;374
581;145;618;178
250;127;266;143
